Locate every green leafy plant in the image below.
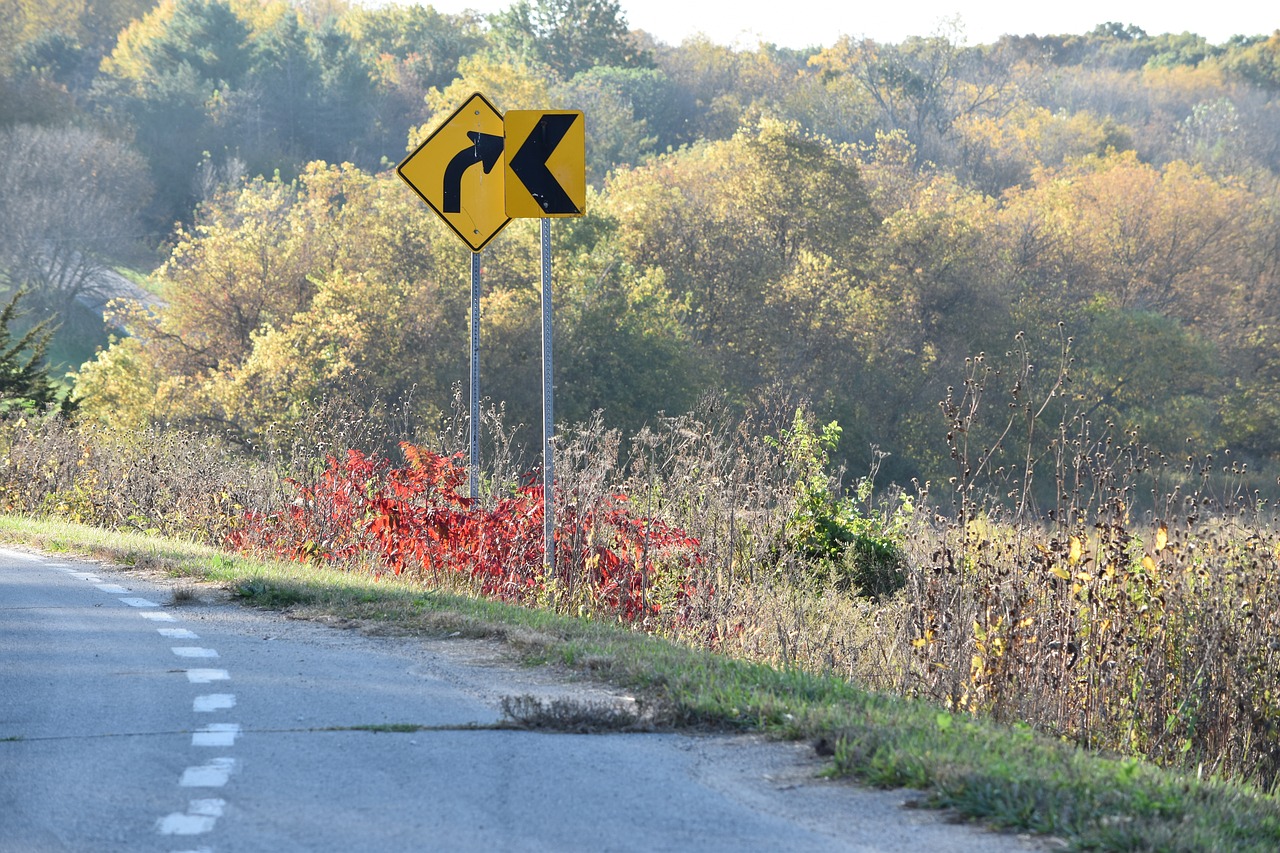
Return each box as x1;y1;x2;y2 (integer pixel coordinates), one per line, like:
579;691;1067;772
770;409;909;598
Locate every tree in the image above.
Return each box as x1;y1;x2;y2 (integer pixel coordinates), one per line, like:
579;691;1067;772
96;0;394;229
0;124;152;320
649;36;743;143
342;3;485;156
75;161;466;439
1143;31;1217;69
421;54;556;133
1222;31;1280;92
487;0;647;79
343;2;483;93
1066;301;1220;455
97;0;256;227
0;0;158;75
211;267;462;440
560;65;678;181
602;118;882;446
811;28;1020;167
0;290;63;414
788;50;877;147
1175;97;1252;177
999;151;1253;328
232;10;374;166
952;105;1122;194
650;37;813;146
851;132;1015;477
101;0;253;89
70;334;163;430
551;229;705;434
0;60;80;130
300;16;377;162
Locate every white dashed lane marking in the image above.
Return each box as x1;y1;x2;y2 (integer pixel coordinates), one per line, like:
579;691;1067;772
185;669;230;684
155;798;226;835
193;694;236;713
154;613;239;845
180;758;238;788
22;552;244;846
140;611;178;622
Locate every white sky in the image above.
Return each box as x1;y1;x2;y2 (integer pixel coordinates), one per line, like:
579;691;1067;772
420;1;1278;49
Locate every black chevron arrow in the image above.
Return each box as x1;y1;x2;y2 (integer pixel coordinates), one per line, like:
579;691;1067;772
443;131;505;213
509;113;579;214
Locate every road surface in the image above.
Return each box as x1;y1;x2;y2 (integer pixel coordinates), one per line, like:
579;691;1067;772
0;548;1039;852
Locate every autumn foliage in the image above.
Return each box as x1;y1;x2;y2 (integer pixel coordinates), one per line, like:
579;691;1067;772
227;442;703;622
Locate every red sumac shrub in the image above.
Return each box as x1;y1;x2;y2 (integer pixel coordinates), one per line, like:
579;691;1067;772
226;443;704;621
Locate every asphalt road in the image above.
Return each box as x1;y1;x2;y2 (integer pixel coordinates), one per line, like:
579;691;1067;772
0;548;1038;852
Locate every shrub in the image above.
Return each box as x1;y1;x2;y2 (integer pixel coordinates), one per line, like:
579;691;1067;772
227;442;705;623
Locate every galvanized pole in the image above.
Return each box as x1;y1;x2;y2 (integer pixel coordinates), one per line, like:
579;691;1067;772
540;218;555;588
469;250;482;502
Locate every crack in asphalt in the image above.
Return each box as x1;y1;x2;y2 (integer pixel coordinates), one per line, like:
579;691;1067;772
0;720;668;742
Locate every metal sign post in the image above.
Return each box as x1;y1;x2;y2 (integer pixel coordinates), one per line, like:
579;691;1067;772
540;219;555;582
469;251;482;501
397;92;510;503
504;110;584;586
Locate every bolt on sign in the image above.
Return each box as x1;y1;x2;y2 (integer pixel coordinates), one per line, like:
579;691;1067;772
397;92;510;251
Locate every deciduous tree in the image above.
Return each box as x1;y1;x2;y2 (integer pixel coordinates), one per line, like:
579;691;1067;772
77;161;460;438
487;0;647;79
0;124;151;320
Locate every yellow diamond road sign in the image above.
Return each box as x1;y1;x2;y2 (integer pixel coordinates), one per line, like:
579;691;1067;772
397;92;510;252
504;110;586;218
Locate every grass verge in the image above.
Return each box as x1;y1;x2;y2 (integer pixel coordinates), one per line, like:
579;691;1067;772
3;515;1278;851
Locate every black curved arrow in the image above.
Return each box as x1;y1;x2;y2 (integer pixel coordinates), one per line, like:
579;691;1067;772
443;131;505;213
509;113;579;214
